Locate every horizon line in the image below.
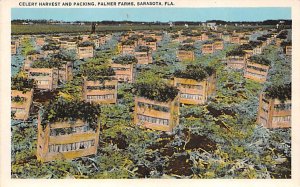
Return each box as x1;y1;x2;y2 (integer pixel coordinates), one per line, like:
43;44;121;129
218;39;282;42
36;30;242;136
12;7;291;22
11;19;292;22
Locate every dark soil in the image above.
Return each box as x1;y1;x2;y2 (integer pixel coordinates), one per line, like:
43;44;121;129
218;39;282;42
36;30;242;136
207;105;236;117
270;157;291;179
33;90;59;103
269;143;291;179
145;156;155;162
159;147;175;157
115;137;128;149
14;155;37;165
103;134;128;149
156;164;163;173
31;105;40;114
136;165;152;178
148;133;174;150
185;134;217;152
165;154;193;176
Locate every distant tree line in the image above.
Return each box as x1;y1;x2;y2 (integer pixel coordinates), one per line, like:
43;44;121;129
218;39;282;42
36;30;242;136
206;19;292;25
11;19;292;26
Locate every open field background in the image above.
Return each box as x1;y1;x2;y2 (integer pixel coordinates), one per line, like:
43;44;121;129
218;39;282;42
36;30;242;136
12;24;190;34
11;24;279;35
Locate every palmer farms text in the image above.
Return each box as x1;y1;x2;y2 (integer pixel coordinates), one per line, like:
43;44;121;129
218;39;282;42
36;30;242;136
18;1;175;7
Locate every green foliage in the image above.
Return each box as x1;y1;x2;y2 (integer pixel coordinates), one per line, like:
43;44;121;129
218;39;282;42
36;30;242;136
26;50;39;55
11;95;26;103
51;52;75;62
11;111;16;119
11;24;274;35
41;98;100;130
93;147;135;178
248;55;271;66
181;29;200;36
128;34;141;41
170;34;179;39
77;41;94;47
144;37;157;42
226;48;246;57
135;45;151;52
265;83;291;101
41;44;60;51
276;30;288;39
179;44;195;51
262;45;291;101
31;58;66;69
203;40;214;44
21;38;35;56
80;61;115;82
248;40;262;47
257;36;267;41
151;38;179;67
174;64;215;81
239;44;253;50
57;77;83;101
121;40;135;45
213;38;223;42
117;83;134;108
11;123;37;168
113;54;137;65
94;50;116;62
11;74;35;91
280;41;292;52
182;38;194;43
11;29;291;179
134;71;179;102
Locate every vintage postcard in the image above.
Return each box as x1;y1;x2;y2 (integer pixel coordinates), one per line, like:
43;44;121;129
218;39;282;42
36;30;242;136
1;0;300;186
